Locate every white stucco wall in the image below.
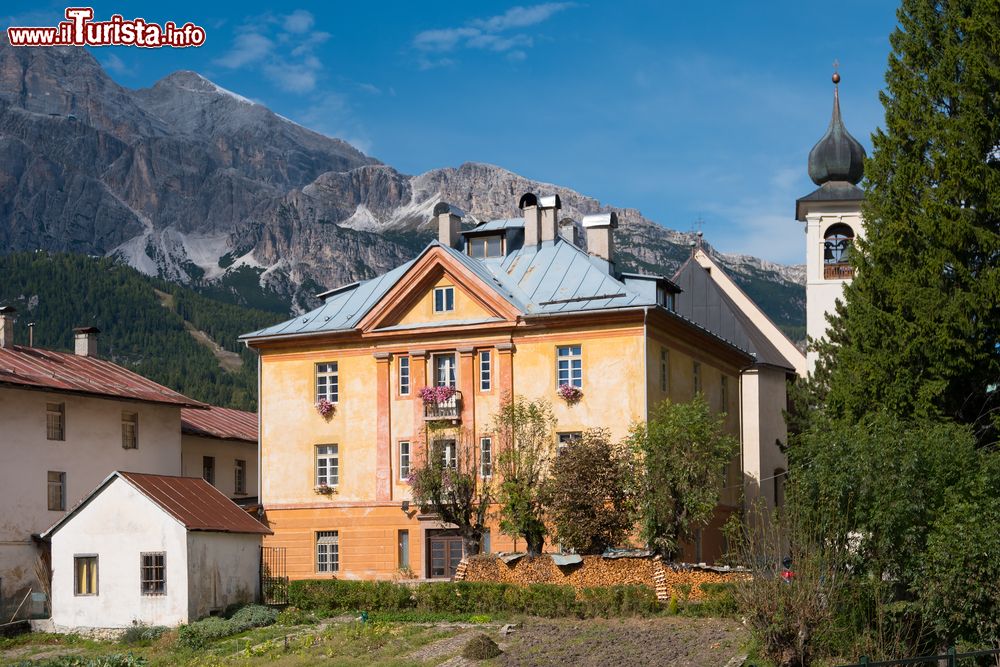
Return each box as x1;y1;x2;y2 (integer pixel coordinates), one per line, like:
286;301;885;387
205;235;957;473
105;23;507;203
49;477;190;629
0;388;182;600
740;366;789;514
180;435;257;499
186;532;261;620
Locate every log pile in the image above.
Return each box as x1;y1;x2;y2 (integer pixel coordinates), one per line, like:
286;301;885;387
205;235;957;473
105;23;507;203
460;554;746;602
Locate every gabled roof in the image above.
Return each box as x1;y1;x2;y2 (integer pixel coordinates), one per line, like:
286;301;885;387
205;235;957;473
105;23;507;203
672;249;806;375
42;471;272;539
0;345;204;408
181;405;257;443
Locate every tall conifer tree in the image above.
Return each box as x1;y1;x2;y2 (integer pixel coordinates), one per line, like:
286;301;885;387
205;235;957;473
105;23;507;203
817;0;1000;440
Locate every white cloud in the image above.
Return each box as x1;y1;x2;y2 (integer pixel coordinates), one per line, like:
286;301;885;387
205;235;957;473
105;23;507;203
282;9;314;34
214;10;327;93
412;3;573;62
215;33;274;69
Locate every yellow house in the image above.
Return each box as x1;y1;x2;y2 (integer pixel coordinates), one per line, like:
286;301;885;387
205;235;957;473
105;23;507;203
242;194;757;581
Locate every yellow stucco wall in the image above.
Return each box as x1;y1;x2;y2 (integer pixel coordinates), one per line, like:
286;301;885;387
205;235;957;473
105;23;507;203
256;275;749;580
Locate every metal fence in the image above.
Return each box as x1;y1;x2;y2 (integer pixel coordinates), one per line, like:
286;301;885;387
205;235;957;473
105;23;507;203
838;647;1000;666
260;546;289;606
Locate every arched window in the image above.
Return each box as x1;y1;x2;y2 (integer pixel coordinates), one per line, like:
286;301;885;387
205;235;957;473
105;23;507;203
823;224;855;279
823;224;854;265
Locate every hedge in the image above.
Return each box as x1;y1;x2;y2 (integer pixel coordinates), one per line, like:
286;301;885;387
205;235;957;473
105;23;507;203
287;579;660;618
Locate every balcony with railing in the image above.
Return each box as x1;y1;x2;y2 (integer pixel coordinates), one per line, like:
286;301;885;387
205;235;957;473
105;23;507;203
824;262;854;280
423;389;462;421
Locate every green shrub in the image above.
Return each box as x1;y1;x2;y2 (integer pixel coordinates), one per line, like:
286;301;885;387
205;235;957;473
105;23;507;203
288;579;662;619
12;654;148;667
462;633;503;660
693;583;737;617
275;606;319;626
177;604;278;649
118;624;166;644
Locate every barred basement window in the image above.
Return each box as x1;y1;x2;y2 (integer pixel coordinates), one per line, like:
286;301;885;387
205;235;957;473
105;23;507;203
121;411;138;449
316;531;339;573
140;552;165;596
46;403;65;441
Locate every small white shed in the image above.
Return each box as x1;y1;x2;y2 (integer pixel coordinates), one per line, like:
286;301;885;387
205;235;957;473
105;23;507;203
42;471;271;630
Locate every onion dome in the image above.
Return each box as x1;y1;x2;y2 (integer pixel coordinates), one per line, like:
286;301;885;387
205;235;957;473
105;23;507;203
807;72;866;185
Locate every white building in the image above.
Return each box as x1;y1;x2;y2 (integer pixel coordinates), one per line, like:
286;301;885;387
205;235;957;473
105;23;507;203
181;406;258;505
795;73;867;371
42;471;271;630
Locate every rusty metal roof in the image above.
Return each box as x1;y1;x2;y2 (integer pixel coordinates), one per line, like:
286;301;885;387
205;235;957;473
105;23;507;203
42;471;272;539
0;344;203;408
119;472;270;534
182;405;257;442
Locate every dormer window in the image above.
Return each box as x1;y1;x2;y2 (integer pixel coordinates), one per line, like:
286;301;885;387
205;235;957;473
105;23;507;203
467;235;503;259
433;286;455;313
823;224;855;279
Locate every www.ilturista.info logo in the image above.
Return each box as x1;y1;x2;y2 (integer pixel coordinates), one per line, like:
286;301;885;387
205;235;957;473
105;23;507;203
7;7;206;48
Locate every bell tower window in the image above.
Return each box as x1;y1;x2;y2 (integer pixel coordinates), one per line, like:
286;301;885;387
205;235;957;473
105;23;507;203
823;223;855;279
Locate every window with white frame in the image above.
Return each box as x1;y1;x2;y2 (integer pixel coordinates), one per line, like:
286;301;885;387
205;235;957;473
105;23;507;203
480;437;492;477
556;345;582;388
433;286;455;313
316;445;339;487
557;432;581;454
316;362;338;403
316;531;339;572
140;552;165;595
234;459;247;495
434;353;457;387
693;361;702;395
660;348;670;393
47;471;65;511
121;411;138;449
436;440;456;469
479;350;491;391
46;402;65;441
398;356;410;395
399;441;410;480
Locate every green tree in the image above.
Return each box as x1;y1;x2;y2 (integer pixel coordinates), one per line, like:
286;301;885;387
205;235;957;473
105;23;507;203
540;429;637;554
815;0;1000;442
626;395;737;560
490;397;556;555
407;428;492;557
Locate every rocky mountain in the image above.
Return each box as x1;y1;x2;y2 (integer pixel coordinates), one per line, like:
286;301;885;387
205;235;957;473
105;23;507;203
0;39;805;336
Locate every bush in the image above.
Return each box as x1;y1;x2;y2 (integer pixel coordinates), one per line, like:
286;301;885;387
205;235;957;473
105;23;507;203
686;583;737;617
118;624;166;644
12;655;147;667
289;579;662;618
462;634;502;660
177;604;278;649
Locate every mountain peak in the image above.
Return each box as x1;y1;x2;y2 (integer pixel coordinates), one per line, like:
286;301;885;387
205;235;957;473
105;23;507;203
152;70;257;106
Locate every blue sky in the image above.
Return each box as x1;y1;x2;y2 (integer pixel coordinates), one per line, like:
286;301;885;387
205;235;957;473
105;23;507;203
4;2;900;265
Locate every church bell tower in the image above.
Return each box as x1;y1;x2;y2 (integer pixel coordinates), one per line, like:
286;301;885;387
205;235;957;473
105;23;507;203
796;70;867;371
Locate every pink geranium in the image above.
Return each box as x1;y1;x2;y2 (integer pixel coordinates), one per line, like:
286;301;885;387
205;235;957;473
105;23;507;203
419;385;457;403
315;398;335;418
557;383;583;403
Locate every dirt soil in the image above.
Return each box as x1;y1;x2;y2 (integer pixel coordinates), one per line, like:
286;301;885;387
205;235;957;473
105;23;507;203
494;616;746;667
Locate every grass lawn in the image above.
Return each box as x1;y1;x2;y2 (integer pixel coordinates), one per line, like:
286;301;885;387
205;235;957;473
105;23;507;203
0;613;748;666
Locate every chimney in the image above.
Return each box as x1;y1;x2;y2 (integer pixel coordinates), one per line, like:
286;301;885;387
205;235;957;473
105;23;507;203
538;194;561;243
73;326;100;358
519;193;541;248
559;217;579;246
0;306;15;349
581;212;619;274
434;202;463;249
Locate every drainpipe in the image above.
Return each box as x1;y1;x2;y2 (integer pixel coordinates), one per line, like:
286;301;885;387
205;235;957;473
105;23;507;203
257;352;263;521
642;307;650;420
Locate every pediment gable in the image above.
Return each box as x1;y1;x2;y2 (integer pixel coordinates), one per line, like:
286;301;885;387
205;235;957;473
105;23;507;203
357;246;521;332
